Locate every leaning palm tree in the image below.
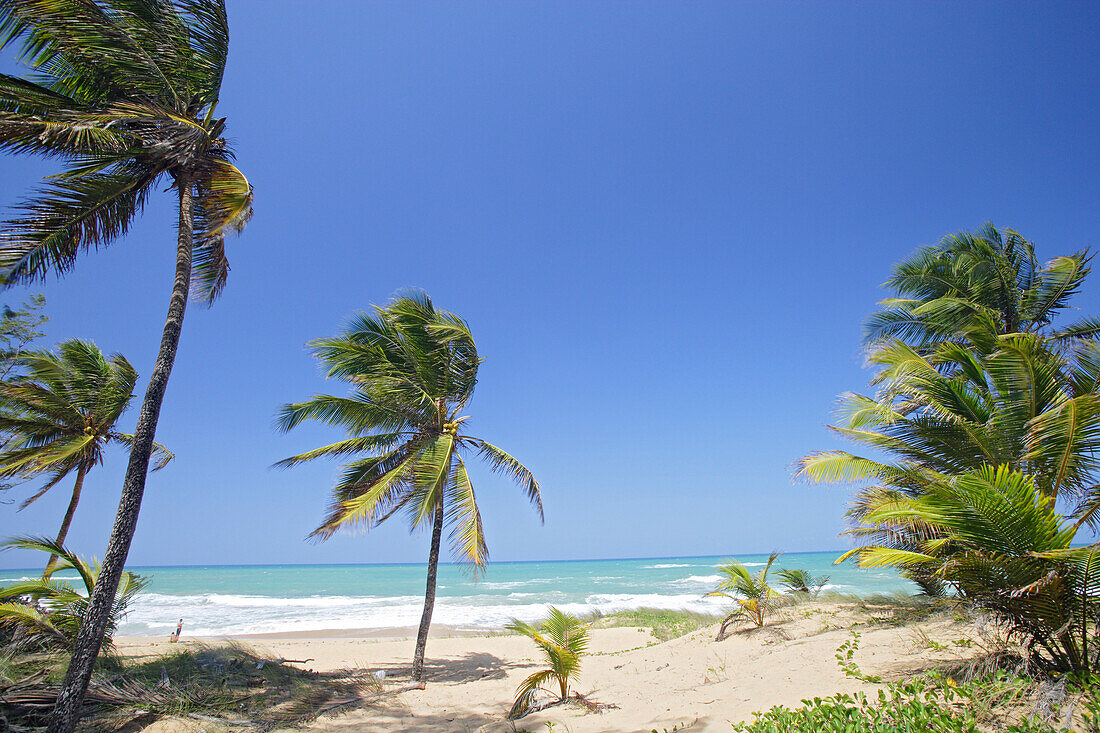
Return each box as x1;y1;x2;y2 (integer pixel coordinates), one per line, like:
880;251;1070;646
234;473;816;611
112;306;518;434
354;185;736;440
276;292;543;681
0;3;252;728
506;607;590;719
0;340;172;573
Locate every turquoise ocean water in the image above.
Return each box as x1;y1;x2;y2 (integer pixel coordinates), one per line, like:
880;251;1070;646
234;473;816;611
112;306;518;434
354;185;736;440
0;552;914;636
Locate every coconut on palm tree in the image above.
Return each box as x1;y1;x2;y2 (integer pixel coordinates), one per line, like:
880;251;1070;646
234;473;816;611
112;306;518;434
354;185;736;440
0;339;172;573
0;3;252;728
276;292;543;681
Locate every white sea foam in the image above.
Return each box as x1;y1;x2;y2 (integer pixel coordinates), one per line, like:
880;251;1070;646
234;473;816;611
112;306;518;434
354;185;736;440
478;577;569;590
672;575;721;585
644;564;692;569
0;575;81;583
117;591;728;637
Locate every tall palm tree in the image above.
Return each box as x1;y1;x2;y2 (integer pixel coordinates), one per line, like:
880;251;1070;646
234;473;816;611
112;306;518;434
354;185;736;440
799;229;1100;594
865;224;1099;350
276;292;543;681
0;339;172;573
0;3;252;729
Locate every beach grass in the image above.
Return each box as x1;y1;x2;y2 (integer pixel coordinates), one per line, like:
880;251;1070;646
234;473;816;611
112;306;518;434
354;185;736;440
0;641;383;731
588;607;720;642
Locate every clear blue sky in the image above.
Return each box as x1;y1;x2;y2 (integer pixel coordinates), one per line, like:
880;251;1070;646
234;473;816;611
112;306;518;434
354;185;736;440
2;1;1099;569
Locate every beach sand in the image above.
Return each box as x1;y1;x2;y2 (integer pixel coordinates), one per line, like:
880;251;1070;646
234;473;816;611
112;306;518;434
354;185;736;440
121;602;977;733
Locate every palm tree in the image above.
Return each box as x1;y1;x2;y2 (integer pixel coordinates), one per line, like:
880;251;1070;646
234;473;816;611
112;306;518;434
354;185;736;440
798;230;1100;594
0;3;252;729
796;331;1100;593
276;292;543;681
0;340;172;573
865;224;1099;350
707;552;782;639
775;568;829;596
841;465;1100;673
0;536;147;654
506;607;590;719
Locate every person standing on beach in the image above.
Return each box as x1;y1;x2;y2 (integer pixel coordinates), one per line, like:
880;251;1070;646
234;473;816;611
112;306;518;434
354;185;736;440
169;619;183;643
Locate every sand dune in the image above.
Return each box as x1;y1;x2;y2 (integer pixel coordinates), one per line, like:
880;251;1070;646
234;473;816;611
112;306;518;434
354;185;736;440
121;602;976;733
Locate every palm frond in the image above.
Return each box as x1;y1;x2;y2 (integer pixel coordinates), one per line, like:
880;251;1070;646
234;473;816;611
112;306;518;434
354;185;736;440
469;438;543;521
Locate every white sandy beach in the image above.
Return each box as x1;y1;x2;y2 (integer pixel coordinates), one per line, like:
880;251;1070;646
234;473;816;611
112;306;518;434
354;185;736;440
120;602;977;733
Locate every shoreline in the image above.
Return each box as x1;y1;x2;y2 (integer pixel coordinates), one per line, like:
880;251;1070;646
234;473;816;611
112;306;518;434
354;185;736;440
120;623;503;642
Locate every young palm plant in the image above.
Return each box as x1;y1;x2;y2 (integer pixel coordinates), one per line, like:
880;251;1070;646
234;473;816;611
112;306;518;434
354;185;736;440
0;340;172;573
506;607;590;719
0;4;252;728
776;568;830;597
707;552;782;639
275;293;543;681
0;537;147;653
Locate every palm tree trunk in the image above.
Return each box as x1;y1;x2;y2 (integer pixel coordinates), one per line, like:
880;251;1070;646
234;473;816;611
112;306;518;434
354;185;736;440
48;174;195;733
44;464;88;575
412;500;445;681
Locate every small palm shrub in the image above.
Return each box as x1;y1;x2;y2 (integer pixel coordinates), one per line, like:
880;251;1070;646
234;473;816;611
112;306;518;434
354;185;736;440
843;466;1100;673
506;607;590;719
708;552;782;639
0;537;147;653
776;568;830;597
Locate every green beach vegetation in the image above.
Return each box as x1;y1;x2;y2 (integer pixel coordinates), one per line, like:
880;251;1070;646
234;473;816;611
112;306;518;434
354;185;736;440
0;340;172;573
707;552;782;638
589;607;719;642
776;568;830;596
507;606;591;719
798;225;1100;672
0;537;146;653
0;1;253;728
276;292;543;681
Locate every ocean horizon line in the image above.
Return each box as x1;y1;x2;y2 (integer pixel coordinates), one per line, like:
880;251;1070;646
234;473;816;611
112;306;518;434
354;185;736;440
0;548;854;574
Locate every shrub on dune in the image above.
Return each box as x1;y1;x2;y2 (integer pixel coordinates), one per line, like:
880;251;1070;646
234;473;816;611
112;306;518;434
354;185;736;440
506;606;590;719
707;552;782;639
776;568;830;597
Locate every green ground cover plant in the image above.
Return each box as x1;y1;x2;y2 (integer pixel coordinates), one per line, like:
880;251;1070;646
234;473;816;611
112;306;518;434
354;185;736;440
589;608;718;642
